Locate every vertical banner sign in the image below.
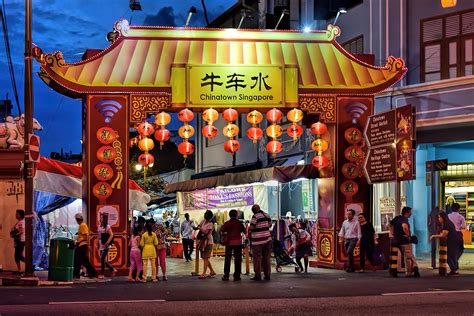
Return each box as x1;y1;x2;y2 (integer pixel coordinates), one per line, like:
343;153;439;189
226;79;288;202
86;95;129;269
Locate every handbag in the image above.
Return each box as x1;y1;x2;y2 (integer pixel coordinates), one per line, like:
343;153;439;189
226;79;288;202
410;235;418;245
371;247;386;265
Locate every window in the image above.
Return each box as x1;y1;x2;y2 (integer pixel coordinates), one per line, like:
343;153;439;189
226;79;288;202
421;9;474;82
343;35;364;55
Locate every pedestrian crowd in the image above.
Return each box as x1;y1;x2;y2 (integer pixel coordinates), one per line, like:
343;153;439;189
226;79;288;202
11;203;465;280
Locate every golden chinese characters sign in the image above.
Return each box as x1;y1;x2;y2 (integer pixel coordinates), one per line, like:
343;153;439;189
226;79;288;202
187;65;283;108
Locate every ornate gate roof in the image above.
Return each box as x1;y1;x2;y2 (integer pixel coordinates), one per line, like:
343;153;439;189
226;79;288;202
37;20;406;98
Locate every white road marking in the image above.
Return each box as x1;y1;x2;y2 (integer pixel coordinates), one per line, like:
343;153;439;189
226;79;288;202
382;290;474;296
49;299;166;305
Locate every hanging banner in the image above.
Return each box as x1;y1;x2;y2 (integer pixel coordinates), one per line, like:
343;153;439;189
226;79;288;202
187;65;283;107
183;186;255;210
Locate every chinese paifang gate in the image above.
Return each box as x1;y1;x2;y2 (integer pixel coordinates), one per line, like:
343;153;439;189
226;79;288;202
36;20;406;269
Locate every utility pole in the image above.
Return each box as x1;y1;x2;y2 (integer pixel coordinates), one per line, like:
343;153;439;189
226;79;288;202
23;0;34;277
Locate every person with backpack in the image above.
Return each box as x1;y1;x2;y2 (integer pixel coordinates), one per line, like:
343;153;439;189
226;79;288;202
392;206;420;277
220;209;246;281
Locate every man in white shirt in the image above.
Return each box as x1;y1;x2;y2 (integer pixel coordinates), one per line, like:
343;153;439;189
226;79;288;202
338;209;361;272
448;203;466;232
181;213;195;262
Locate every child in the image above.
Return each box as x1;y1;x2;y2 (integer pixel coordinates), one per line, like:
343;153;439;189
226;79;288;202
140;221;158;282
128;227;142;282
154;223;168;281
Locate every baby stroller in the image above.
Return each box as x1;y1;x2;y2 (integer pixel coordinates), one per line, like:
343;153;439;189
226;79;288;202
273;238;300;273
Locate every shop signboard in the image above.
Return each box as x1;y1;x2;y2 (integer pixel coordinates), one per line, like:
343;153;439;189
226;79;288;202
364;105;415;183
187;65;283;107
183;186;254;210
426;159;448;172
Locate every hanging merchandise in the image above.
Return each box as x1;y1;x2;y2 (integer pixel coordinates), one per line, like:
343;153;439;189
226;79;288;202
310;121;329;169
221;108;240;154
266;108;283;157
286;108;304;141
202;108;219;140
178;141;194;159
137;121;155;137
246;110;263;144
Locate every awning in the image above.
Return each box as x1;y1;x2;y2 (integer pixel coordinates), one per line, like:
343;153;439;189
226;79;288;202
164;164;319;193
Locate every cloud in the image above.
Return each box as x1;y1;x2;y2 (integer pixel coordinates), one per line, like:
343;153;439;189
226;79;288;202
144;6;182;27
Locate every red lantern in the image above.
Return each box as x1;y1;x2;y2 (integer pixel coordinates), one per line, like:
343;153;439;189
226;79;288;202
138;137;154;152
266;140;282;156
202;108;219;124
311;139;329;152
222;123;239;138
344;127;363;144
223;139;240;153
154;129;170;146
344;145;364;162
178;141;194;158
310;122;327;135
342;162;359;179
246;127;263;143
266;108;282;123
202;125;218;139
340;180;359;198
93;163;114;181
247;110;263;126
92;182;113;200
138;153;154;166
97;145;116;163
178;108;194;123
137;122;155;136
222;108;239;122
286;124;303;141
96;127;117;144
312;155;329;169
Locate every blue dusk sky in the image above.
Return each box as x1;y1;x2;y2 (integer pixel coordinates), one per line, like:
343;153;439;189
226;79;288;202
0;0;236;155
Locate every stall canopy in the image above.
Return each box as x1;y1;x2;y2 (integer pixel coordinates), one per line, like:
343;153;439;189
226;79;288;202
164;164;318;193
36;156;151;211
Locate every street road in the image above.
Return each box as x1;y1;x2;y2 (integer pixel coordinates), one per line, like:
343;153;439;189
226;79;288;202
1;268;474;315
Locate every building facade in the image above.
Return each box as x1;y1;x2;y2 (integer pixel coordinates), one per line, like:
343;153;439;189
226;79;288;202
202;0;474;256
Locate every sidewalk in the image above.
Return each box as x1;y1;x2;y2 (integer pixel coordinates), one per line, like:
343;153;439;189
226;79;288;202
0;270;111;286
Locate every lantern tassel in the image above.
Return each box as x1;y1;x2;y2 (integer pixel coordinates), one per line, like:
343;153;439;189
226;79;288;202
111;169;123;189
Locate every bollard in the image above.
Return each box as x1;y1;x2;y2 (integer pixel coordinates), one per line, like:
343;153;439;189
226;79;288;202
439;237;447;276
192;240;200;276
245;242;250;275
389;240;398;277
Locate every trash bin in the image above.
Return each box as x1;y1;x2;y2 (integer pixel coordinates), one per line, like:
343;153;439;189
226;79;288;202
48;237;75;282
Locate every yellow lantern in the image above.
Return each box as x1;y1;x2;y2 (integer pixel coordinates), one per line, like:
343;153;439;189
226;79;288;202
287;108;303;123
441;0;456;8
222;123;239;138
178;125;195;139
203;108;219;124
138;137;154;152
266;124;282;139
311;139;329;152
246;110;263;126
155;112;171;127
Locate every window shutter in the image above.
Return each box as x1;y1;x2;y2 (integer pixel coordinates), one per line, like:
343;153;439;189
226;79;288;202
445;14;460;38
462;11;474;35
423;18;443;42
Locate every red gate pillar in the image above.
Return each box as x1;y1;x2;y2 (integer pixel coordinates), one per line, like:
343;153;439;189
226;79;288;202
83;95;129;272
334;97;373;269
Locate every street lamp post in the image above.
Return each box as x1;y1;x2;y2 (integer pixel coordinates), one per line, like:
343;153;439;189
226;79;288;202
23;0;35;277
